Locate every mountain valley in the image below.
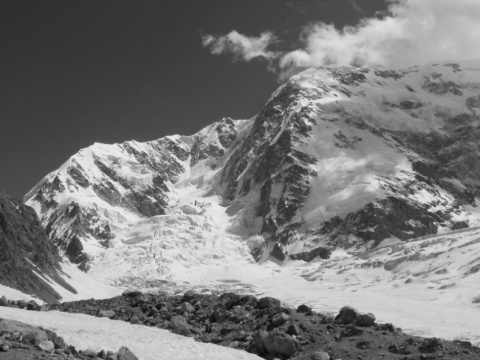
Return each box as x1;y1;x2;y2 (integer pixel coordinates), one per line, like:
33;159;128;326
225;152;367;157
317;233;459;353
2;60;480;358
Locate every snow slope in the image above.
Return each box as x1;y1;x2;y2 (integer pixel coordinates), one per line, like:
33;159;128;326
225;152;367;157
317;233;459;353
0;307;259;360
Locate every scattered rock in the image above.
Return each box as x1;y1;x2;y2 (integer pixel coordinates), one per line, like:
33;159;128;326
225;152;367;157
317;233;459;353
419;337;442;353
37;340;54;352
170;315;192;336
40;292;480;360
297;304;313;314
98;310;116;318
182;290;196;302
356;313;376;327
334;306;360;325
122;289;142;297
311;351;330;360
181;302;195;313
258;297;281;309
81;349;98;358
97;349;108;359
27;300;40;311
287;324;300;336
271;312;289;327
117;346;139;360
263;331;297;358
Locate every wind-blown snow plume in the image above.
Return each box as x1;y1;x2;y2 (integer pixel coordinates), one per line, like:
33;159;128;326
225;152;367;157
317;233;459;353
202;31;277;62
203;0;480;79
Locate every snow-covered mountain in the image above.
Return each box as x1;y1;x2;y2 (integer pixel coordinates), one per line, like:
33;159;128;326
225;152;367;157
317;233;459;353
25;60;480;279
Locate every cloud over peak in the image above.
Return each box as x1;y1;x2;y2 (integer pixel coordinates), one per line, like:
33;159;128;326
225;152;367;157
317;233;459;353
202;0;480;80
202;31;277;62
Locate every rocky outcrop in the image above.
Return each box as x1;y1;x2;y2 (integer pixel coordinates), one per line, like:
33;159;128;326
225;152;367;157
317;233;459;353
0;190;75;302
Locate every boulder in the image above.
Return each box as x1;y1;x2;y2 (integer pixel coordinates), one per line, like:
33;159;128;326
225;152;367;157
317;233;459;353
130;307;146;322
286;324;300;336
220;292;242;308
311;351;330;360
258;297;281;309
356;313;376;327
81;349;98;358
98;310;117;318
419;337;442;353
239;295;257;306
26;300;39;310
170;315;192;336
37;340;54;352
45;329;66;349
263;331;297;358
136;294;151;305
180;302;195;313
0;296;8;306
130;316;141;325
122;289;142;297
334;306;360;325
254;329;269;354
182;290;196;302
296;304;312;314
271;312;289;327
117;346;139;360
97;349;108;359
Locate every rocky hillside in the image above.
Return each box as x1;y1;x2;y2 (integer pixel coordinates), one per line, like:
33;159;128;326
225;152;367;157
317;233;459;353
45;290;480;360
0;190;75;302
24;60;480;269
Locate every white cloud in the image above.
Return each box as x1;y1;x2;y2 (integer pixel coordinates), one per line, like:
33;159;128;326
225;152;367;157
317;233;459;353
280;0;480;75
203;0;480;80
202;31;278;62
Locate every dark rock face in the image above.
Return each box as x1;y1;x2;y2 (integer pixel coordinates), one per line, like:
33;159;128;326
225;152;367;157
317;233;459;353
190;118;238;167
0;190;75;302
290;247;332;262
220;79;320;247
65;236;89;271
334;197;440;245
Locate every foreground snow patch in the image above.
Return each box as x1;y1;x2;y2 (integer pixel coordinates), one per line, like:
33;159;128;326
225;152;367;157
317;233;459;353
0;307;260;360
0;284;40;303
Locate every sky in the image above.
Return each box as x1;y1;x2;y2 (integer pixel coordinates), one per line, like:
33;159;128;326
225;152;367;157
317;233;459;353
2;0;480;199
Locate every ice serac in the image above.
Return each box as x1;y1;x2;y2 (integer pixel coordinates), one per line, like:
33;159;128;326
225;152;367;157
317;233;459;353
25;60;480;268
0;190;75;302
24;118;250;269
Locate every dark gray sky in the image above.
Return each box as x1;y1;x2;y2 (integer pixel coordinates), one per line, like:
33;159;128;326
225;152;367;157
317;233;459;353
0;0;388;199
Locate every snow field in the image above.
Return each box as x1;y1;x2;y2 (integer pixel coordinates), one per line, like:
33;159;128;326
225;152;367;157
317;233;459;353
0;307;260;360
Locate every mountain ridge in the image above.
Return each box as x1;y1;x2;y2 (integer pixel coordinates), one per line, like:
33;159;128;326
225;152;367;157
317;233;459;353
24;60;480;274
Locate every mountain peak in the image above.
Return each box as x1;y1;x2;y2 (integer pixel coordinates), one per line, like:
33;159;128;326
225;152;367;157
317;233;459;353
24;59;480;279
